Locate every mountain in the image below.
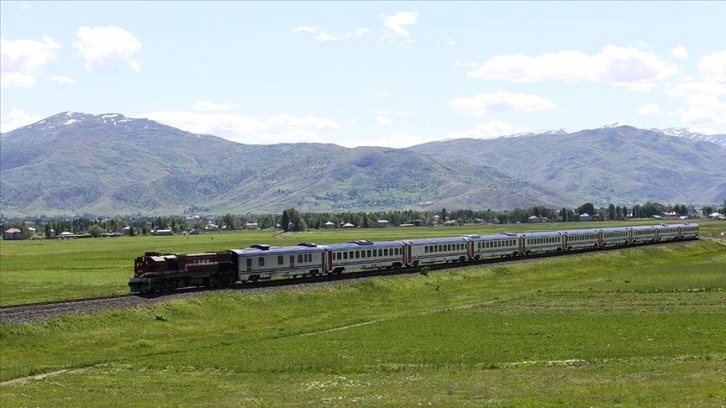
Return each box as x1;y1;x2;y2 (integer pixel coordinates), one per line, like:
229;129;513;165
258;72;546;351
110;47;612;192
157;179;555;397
2;113;724;217
408;125;726;207
1;112;577;217
649;127;726;147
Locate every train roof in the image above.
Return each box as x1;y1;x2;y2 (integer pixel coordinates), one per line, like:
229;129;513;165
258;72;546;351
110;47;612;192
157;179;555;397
229;245;325;256
518;231;562;238
465;233;521;241
402;236;471;245
561;228;601;235
323;240;405;251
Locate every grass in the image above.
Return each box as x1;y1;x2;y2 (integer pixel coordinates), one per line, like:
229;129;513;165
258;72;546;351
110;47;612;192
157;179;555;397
1;234;725;406
1;220;723;306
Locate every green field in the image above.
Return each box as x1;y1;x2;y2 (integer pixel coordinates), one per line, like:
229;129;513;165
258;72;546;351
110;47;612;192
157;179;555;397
1;220;723;306
1;221;725;406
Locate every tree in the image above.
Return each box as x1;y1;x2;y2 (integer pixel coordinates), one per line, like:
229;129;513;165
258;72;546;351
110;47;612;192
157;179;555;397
577;202;595;215
281;210;290;232
88;224;103;237
441;208;448;223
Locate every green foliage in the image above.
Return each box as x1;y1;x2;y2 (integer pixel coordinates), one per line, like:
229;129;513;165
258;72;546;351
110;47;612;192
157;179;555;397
0;239;724;406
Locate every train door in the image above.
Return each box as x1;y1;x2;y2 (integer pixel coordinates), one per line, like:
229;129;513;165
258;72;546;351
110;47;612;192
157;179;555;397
246;257;253;272
326;251;334;273
290;255;295;268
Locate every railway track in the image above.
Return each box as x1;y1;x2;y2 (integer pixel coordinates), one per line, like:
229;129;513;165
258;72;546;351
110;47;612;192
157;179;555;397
0;239;698;324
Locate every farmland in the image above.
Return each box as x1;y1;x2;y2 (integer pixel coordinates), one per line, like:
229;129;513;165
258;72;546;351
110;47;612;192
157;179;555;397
1;221;725;406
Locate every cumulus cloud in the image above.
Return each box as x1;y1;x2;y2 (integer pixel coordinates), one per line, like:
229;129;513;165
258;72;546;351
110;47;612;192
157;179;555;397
294;25;317;34
698;50;726;83
670;45;688;61
1;35;62;88
73;26;142;73
637;103;661;115
381;11;418;42
0;107;43;133
446;121;529;140
142;110;340;144
467;45;678;91
667;50;726;129
449;92;556;116
376;115;393;126
294;25;370;42
193;101;236;112
436;38;456;47
50;75;77;85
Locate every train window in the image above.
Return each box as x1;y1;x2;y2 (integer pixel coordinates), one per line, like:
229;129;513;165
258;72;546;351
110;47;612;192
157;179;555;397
349;251;354;259
425;246;429;253
298;254;303;263
278;256;284;265
355;251;360;258
396;248;400;255
384;249;389;256
246;258;252;268
258;257;264;267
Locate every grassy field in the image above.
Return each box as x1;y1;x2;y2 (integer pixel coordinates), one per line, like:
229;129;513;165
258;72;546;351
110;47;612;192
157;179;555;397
1;220;724;306
1;221;725;406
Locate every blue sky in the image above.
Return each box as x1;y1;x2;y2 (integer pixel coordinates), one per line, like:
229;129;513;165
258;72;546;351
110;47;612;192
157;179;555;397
1;1;724;147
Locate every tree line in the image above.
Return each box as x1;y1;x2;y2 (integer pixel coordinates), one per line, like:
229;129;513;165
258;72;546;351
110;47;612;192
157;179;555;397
2;200;723;239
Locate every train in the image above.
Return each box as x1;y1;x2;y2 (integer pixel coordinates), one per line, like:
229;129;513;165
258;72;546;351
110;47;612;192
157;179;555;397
129;223;699;293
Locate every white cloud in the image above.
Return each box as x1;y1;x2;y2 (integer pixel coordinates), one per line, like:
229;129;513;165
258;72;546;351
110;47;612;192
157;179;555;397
73;26;143;73
666;51;726;129
668;80;726;126
50;75;77;85
0;35;62;88
637;103;661;115
698;50;726;83
376;115;393;126
0;108;43;133
295;25;370;43
436;38;456;47
381;11;418;42
447;121;529;140
193;101;236;112
449;92;556;116
142;111;340;144
670;45;688;61
468;45;678;91
294;25;317;34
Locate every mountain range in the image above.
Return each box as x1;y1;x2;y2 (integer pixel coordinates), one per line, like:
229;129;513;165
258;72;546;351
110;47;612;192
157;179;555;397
1;112;724;217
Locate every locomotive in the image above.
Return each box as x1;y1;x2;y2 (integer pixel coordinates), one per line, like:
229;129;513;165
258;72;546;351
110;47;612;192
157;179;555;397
129;223;699;293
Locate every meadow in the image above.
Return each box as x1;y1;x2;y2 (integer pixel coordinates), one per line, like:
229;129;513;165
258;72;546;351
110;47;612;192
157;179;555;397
1;220;723;306
0;220;725;406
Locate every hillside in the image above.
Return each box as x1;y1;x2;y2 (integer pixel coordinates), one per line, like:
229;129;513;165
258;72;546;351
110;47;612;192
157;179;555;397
1;113;724;217
409;126;726;207
0;112;576;217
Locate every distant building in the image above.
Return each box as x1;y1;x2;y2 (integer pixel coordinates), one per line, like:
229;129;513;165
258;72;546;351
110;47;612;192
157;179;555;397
323;221;335;229
153;229;174;236
528;216;541;223
3;228;22;240
377;220;390;228
579;213;593;222
342;222;355;228
245;223;259;230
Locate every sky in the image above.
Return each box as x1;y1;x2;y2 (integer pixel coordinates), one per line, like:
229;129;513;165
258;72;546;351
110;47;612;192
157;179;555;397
1;1;725;148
